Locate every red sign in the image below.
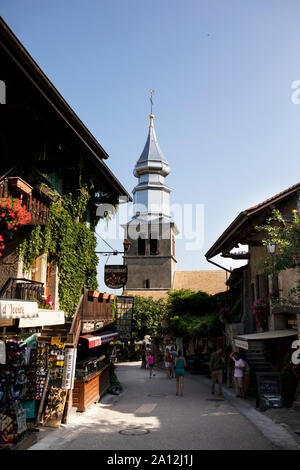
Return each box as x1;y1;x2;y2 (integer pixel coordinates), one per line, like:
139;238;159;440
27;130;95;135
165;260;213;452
80;332;118;348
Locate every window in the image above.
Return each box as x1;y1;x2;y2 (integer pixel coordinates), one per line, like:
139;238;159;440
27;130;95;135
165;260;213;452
138;237;145;255
150;234;158;255
144;280;150;289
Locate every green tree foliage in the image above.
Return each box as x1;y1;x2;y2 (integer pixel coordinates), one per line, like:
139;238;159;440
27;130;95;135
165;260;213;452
166;289;223;338
131;295;168;341
19;197;98;317
256;209;300;274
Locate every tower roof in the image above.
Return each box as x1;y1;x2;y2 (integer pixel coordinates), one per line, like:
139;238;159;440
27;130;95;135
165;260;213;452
138;114;168;164
134;114;170;177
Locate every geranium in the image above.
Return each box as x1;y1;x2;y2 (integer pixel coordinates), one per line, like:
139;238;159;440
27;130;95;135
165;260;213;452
0;197;31;228
252;298;269;331
218;306;233;323
0;197;31;258
31;295;55;310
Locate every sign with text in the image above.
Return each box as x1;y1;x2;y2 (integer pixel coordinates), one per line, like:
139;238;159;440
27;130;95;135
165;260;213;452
234;339;248;350
256;372;283;411
104;265;128;289
19;309;65;328
115;296;134;342
0;300;38;319
62;348;77;390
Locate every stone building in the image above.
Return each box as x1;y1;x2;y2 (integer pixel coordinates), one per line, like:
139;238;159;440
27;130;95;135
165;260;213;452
123;111;227;299
122;112;178;298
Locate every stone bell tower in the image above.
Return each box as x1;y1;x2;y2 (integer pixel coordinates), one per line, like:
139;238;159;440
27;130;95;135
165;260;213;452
123;100;178;297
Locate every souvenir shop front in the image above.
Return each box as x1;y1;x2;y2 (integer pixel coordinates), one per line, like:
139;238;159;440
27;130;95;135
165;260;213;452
72;330;118;412
0;298;76;446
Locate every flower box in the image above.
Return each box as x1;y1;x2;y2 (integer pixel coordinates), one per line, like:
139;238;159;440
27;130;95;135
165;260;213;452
8;177;33;195
36;183;59;202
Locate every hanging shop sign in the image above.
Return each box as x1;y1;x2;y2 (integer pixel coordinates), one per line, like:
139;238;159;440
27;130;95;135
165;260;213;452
104;265;128;289
62;348;77;390
115;296;134;341
0;300;38;319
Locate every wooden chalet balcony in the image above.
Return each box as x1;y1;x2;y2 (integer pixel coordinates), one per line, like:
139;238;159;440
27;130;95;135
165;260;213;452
0;176;55;226
27;194;50;225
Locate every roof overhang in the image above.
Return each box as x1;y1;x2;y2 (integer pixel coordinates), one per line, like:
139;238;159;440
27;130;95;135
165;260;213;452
0;17;132;202
206;182;300;260
234;329;297;350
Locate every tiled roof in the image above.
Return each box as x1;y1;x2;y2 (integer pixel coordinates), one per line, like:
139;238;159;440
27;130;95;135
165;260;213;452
125;270;228;299
173;270;228;295
124;290;169;300
245;182;300;214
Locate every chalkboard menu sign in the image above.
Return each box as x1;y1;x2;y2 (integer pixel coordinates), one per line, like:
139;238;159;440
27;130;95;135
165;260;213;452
115;296;134;342
256;372;283;411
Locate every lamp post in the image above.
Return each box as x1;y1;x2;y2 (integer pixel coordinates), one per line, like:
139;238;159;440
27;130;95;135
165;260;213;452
267;243;278;305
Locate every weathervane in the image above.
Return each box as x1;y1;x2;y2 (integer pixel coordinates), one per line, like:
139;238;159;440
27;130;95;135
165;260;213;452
150;89;155;114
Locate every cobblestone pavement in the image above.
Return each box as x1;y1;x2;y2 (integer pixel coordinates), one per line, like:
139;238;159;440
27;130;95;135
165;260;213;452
27;362;300;451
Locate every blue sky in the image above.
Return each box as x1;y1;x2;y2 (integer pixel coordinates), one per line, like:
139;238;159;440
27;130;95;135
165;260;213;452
2;0;300;292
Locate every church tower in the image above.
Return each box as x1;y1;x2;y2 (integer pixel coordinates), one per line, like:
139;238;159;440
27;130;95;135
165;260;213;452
123;100;178;298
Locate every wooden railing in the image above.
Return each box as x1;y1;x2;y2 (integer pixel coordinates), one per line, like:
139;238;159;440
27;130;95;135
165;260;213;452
27;195;50;226
66;289;115;344
0;277;44;300
81;289;114;324
66;294;84;346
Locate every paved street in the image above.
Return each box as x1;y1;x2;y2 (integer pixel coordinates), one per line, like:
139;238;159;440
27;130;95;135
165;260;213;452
29;362;300;451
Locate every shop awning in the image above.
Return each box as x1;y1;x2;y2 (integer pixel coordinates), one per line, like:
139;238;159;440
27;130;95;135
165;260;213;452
80;331;119;348
234;329;298;350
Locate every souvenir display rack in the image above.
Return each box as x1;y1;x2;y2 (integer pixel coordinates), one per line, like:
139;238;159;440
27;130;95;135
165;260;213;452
0;336;36;445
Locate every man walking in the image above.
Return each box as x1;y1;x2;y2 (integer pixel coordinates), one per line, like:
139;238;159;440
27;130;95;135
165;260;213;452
209;347;224;396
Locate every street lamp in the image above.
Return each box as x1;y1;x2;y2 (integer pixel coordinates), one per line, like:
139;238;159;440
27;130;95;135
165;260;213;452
267;244;276;255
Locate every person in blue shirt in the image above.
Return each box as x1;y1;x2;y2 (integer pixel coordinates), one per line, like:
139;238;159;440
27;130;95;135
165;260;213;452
175;350;187;396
